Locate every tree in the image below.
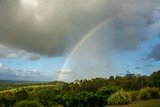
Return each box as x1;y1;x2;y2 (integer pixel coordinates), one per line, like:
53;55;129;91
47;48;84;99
151;70;160;87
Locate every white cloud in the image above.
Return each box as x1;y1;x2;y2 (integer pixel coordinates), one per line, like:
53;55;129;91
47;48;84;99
0;63;3;68
0;64;51;81
0;64;40;76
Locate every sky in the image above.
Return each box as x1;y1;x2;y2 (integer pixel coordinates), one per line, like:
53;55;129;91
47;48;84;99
0;0;160;82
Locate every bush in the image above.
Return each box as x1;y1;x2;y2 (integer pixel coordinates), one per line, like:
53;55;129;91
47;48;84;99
62;91;76;107
149;87;160;99
96;86;118;99
14;100;43;107
108;90;132;105
14;89;28;100
139;87;160;100
96;86;118;105
62;91;98;107
0;91;16;106
130;91;140;101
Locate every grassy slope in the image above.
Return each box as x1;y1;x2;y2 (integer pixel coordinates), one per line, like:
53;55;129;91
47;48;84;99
0;84;57;93
107;99;160;107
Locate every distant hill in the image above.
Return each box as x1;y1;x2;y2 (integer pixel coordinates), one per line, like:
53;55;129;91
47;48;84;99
0;79;44;84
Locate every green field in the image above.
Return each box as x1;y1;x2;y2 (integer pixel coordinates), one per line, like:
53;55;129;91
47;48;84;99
108;99;160;107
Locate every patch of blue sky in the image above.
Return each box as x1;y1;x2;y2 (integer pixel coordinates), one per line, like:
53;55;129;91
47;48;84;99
0;56;65;75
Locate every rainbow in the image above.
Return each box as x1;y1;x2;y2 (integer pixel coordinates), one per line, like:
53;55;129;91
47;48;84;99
57;19;113;80
61;21;108;70
57;9;141;80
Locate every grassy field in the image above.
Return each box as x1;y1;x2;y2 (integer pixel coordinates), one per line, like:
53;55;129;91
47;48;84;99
0;84;56;93
107;99;160;107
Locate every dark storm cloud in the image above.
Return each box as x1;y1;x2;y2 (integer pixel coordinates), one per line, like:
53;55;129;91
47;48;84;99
148;44;160;61
145;2;160;62
0;44;40;60
0;0;159;57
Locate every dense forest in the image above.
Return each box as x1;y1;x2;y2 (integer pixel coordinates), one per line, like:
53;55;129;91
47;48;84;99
0;70;160;107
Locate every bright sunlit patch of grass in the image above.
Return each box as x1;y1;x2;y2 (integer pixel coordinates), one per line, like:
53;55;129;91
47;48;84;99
0;84;56;93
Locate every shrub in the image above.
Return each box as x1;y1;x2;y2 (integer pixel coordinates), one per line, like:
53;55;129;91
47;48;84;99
14;100;43;107
108;90;132;105
14;89;28;100
75;91;98;106
0;91;16;106
96;86;118;99
139;87;160;100
130;91;140;101
62;91;98;107
96;86;118;105
149;87;160;99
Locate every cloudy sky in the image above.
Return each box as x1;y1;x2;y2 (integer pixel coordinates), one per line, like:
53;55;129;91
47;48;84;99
0;0;160;81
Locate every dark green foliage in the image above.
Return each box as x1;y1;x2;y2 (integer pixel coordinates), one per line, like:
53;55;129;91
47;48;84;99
71;78;108;92
108;90;132;105
62;91;98;107
151;70;160;87
29;89;61;106
0;91;16;106
62;83;70;92
14;100;43;107
113;74;151;90
96;86;118;105
15;89;28;100
76;91;98;107
62;91;77;107
149;87;160;99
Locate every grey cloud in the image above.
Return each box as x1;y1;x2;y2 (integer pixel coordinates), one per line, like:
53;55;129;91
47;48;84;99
0;44;40;60
0;64;40;76
0;44;20;58
147;44;160;61
14;70;40;76
0;0;159;57
27;54;41;60
0;0;111;57
97;7;158;52
133;67;140;69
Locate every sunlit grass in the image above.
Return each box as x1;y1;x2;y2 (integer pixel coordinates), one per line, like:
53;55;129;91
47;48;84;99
0;84;56;93
107;99;160;107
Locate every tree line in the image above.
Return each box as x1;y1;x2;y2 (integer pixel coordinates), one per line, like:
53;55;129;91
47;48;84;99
0;70;160;107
